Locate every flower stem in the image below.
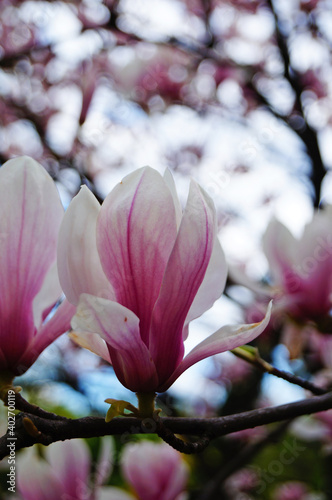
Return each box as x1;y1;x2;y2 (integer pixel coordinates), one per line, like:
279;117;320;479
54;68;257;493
0;371;15;402
136;392;156;418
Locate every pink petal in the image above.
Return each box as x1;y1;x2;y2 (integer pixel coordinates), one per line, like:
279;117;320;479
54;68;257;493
58;186;114;306
16;299;75;375
18;449;63;500
0;157;64;369
150;181;216;386
72;294;158;392
159;301;272;392
45;439;91;498
122;441;188;500
97;167;177;343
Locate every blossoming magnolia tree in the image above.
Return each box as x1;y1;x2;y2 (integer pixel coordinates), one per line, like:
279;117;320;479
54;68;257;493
0;156;332;499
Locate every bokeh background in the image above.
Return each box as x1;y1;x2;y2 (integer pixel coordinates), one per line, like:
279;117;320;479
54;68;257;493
1;1;332;498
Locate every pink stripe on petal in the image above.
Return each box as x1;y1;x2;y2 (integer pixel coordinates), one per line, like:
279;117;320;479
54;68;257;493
97;167;177;344
159;301;272;392
73;294;159;392
150;181;216;386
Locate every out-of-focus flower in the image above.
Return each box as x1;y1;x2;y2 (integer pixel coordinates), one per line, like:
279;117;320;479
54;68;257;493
224;467;260;496
272;481;309;500
58;167;271;400
232;208;332;357
98;441;188;500
17;438;113;500
263;211;332;324
0;157;75;388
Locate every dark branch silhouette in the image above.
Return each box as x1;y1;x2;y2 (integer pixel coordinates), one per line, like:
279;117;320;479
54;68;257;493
1;391;331;459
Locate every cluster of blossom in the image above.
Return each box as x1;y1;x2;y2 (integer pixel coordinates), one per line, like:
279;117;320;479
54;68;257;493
2;156;332;498
232;206;332;370
0;156;270;398
15;438;188;500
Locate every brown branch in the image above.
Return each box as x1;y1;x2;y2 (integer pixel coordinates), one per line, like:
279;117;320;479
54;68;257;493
1;391;332;460
265;0;326;207
232;347;327;396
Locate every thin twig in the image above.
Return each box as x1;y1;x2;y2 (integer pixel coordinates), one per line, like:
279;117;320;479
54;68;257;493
232;347;327;396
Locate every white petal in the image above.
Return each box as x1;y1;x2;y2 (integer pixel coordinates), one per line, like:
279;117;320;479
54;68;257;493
164;168;182;228
69;331;112;364
185;236;227;334
160;301;272;392
58;186;113;306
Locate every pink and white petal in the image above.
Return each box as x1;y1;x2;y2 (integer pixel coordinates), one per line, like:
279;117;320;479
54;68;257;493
0;157;64;365
159;302;272;392
32;262;62;329
18;449;63;500
69;331;112;364
263;218;297;283
58;186;113;306
97;487;134;500
97;167;177;343
16;300;75;375
94;437;115;488
45;439;91;498
184;237;227;336
150;181;216;385
122;441;188;500
72;294;158;392
164;168;182;228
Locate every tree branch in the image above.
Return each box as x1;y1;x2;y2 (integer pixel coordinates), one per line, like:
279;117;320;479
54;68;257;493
231;347;328;396
1;391;331;459
266;0;326;207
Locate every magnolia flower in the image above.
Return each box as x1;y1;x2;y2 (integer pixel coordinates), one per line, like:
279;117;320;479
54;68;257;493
17;438;113;500
263;210;332;324
58;167;271;398
0;157;75;386
98;441;188;500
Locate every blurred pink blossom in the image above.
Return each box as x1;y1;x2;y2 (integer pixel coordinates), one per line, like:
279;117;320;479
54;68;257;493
272;481;309;500
98;441;189;500
17;438;113;500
